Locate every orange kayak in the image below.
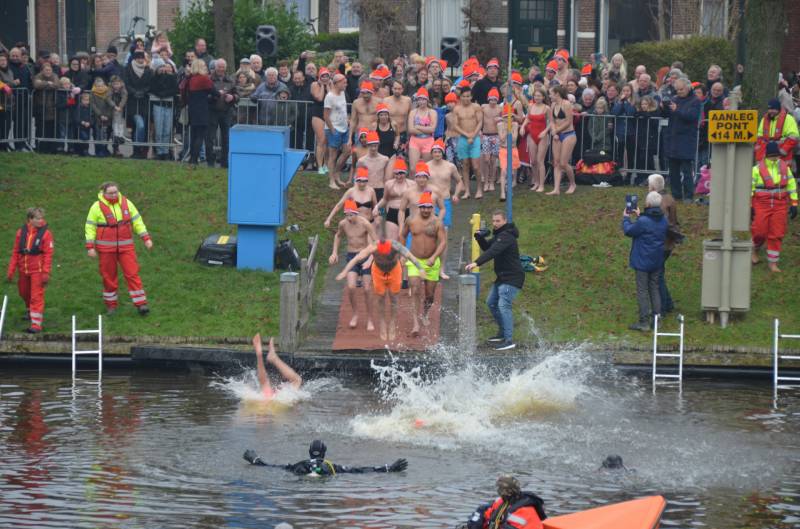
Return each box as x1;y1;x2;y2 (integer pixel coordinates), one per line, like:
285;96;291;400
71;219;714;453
543;496;666;529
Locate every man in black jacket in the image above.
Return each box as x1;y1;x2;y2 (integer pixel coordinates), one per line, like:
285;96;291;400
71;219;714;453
465;210;524;350
207;58;237;168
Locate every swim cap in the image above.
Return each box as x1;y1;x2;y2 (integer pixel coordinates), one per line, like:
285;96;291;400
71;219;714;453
581;63;593;76
309;440;327;459
415;161;430;178
487;58;500;69
445;92;458;103
376;102;389;114
415;87;429;100
394;158;408;173
343;199;358;214
355;166;369;182
511;71;523;85
376;240;392;255
488;88;500;101
360;80;374;94
496;475;521;499
366;130;380;145
418;192;434;207
546;60;558;72
432;139;445;152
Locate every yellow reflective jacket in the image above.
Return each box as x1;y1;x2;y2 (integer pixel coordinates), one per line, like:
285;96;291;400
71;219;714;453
85;192;149;249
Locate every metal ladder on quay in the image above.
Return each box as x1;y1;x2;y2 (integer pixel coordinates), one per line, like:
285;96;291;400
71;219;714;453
0;295;7;343
773;318;800;390
652;314;685;384
72;315;103;377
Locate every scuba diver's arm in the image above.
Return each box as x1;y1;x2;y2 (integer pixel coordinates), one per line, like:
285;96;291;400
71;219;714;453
243;450;294;471
333;458;408;473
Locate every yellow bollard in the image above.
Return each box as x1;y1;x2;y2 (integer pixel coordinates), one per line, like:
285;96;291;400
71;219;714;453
470;213;481;272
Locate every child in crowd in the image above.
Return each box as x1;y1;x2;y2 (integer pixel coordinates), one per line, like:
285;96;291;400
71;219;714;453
444;92;459;168
56;77;79;153
497;103;520;201
75;91;92;156
109;75;128;157
91;77;113;157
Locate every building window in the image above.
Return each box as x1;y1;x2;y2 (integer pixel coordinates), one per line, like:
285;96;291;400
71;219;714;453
604;0;671;55
338;0;359;30
701;0;728;37
119;0;149;35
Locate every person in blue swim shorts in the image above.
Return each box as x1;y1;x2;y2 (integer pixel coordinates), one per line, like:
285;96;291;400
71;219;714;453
452;85;484;199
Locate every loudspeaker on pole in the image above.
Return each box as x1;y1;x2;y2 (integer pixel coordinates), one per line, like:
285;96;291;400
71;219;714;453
256;25;278;57
440;37;462;69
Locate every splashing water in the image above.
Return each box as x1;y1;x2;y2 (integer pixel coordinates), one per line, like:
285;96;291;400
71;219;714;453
210;371;339;411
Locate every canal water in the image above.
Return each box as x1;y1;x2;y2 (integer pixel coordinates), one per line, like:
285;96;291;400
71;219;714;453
1;345;799;528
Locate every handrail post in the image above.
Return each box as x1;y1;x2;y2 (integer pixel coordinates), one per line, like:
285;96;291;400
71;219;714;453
280;272;300;353
458;274;477;352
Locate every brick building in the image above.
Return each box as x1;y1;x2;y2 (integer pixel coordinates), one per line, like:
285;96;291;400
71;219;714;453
331;0;799;74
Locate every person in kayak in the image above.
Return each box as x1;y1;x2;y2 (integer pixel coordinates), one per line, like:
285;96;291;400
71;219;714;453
252;333;302;399
243;440;408;476
464;475;547;529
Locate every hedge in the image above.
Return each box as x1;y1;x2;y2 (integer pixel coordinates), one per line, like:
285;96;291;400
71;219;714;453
621;36;735;85
315;32;359;53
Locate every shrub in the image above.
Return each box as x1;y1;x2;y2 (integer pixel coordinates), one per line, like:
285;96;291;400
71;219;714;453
315;32;358;53
621;36;735;84
168;0;315;66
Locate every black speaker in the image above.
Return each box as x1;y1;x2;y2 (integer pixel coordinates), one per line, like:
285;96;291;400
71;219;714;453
440;37;462;69
256;25;278;57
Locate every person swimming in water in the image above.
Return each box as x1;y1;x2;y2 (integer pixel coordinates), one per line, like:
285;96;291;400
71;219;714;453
252;333;302;399
243;440;408;476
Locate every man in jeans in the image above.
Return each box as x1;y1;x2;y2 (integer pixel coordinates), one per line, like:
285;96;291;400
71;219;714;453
207;59;237;168
466;210;524;350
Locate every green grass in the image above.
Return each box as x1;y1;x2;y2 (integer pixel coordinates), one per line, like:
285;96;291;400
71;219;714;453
471;184;800;350
0;152;335;339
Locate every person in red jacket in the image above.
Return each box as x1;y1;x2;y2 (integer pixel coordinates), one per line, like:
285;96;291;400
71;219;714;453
6;208;54;333
465;475;546;529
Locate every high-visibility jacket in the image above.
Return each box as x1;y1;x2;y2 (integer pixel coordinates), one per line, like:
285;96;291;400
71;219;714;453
470;494;546;529
755;110;799;161
752;159;798;204
85;192;150;253
7;223;54;277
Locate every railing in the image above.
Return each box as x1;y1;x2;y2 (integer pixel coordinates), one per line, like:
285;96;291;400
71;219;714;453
652;313;685;385
773;318;800;391
279;235;320;353
0;88;33;149
0;295;7;342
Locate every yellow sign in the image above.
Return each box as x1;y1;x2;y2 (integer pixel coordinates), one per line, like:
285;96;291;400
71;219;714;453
708;110;758;143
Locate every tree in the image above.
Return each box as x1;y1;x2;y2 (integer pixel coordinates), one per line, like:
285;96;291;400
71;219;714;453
741;0;787;110
213;0;235;67
355;0;408;65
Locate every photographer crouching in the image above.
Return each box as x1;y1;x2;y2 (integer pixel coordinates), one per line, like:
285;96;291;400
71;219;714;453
465;211;524;351
623;191;667;331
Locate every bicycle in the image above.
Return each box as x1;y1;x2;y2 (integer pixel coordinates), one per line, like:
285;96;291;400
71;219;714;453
108;16;156;62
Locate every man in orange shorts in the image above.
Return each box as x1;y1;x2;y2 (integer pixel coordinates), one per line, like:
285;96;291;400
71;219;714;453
337;238;427;342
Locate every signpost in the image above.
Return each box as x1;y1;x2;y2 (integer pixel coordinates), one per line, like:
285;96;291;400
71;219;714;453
708;110;758;143
701;108;757;327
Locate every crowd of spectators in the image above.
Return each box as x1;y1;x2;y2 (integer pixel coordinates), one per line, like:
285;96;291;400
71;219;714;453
1;36;799;194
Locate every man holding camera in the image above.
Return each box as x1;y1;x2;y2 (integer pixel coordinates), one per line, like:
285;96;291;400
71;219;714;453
465;211;524;351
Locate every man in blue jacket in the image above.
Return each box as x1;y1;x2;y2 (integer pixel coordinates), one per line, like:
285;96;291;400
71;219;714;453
623;192;668;331
663;77;701;201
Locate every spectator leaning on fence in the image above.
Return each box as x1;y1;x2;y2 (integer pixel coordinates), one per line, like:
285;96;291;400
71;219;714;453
623;191;667;332
123;50;153;159
149;58;179;161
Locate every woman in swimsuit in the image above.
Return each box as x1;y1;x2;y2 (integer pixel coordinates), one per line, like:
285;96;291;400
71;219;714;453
522;86;550;192
310;69;331;174
546;85;577;195
254;334;302;399
373;158;413;241
406;87;438;172
376;103;399;160
324;167;378;227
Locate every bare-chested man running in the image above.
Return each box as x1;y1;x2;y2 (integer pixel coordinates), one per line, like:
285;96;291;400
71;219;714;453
337;238;427;342
385;80;412;153
401;192;447;336
452;85;484;199
329;199;378;330
374;158;413;241
349;80;379;141
428;139;461;279
357;130;391;202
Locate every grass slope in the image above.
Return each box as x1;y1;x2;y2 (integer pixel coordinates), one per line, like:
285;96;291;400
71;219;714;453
0;152;333;338
471;185;800;349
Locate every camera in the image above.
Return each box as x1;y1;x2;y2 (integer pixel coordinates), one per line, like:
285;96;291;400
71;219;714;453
625;194;638;214
475;228;491;238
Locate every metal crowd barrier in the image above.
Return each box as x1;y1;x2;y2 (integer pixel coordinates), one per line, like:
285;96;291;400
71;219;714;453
572;113;693;182
0;88;33;149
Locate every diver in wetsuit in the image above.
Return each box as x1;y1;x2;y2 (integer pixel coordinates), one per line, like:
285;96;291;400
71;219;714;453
243;440;408;476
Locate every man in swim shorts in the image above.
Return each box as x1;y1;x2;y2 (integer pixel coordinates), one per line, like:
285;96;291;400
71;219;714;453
252;333;302;399
401;191;446;336
337;238;426;342
244;440;408;476
481;88;502;193
452;86;484;199
428;139;461;279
